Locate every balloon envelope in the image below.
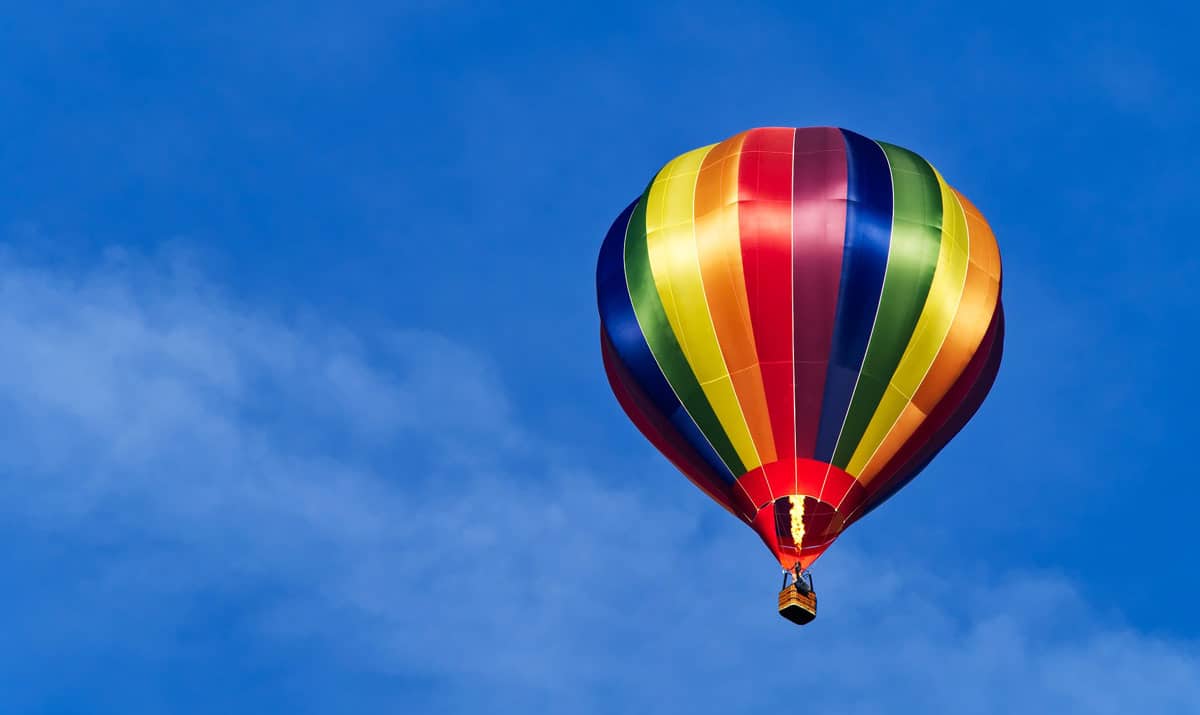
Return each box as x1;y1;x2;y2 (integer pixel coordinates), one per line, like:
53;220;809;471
597;127;1003;571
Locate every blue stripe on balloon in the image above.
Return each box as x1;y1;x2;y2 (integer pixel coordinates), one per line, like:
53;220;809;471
813;130;895;462
596;199;738;484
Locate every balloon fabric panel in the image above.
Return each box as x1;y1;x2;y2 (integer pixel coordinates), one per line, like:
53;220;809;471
790;127;849;461
830;142;943;470
739;128;801;466
601;329;742;517
856;187;1002;484
846;168;969;478
622;186;747;477
694;133;778;466
644;146;764;472
597;200;739;484
812;130;893;465
850;306;1005;523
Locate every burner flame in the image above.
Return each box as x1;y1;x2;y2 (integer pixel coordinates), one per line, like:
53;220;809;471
789;496;806;550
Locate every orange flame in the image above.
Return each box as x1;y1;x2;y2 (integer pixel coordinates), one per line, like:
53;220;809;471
789;496;806;550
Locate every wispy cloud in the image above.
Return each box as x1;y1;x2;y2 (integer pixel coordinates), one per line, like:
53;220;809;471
0;249;1193;713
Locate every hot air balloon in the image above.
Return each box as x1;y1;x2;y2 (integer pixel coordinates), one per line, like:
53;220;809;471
597;127;1003;625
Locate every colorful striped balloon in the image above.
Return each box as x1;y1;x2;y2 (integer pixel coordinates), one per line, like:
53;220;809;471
597;127;1003;572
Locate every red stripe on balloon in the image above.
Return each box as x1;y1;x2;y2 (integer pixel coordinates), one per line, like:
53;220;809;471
738;127;798;474
791;127;850;458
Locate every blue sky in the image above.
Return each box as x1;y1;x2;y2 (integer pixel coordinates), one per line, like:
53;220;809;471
0;1;1197;712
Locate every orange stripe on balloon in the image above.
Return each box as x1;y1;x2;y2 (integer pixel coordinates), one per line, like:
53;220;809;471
693;132;778;465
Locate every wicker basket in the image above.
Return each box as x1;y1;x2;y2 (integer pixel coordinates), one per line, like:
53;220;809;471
778;583;818;625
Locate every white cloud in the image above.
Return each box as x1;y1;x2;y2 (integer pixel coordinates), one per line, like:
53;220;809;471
0;249;1194;713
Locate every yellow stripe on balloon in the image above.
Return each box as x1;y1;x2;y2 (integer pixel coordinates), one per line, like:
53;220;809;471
645;143;763;471
910;189;1000;420
854;187;1001;484
643;147;712;361
693;133;778;465
846;168;970;478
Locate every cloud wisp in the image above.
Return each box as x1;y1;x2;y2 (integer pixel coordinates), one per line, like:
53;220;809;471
0;250;1193;714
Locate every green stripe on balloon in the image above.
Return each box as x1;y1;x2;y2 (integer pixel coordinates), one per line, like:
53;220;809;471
832;142;943;468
